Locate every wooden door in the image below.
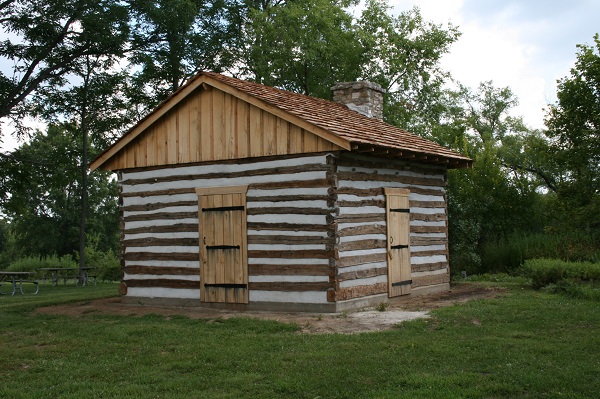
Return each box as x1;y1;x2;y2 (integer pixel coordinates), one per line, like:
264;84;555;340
196;186;248;304
384;188;411;297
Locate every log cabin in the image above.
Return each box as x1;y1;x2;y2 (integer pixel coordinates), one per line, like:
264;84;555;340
90;72;472;312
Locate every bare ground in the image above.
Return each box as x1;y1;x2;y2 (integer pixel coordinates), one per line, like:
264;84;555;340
35;283;505;334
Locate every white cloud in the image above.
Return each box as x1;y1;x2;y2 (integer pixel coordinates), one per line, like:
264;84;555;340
388;0;600;130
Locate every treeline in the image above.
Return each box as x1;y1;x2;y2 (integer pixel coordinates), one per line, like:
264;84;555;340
0;0;598;275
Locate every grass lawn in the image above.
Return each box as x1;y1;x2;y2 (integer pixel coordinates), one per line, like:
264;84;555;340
1;281;599;398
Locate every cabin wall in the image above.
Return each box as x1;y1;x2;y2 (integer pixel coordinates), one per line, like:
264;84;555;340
117;151;451;311
119;153;336;309
331;153;450;304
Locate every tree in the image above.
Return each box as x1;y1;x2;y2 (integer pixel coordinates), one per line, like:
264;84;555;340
545;34;600;230
128;0;233;109
357;0;460;135
0;123;119;258
232;0;364;98
0;0;130;137
446;82;546;273
36;55;131;274
228;0;460;112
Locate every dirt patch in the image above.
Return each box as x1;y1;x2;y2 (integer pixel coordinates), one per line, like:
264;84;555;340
35;283;504;334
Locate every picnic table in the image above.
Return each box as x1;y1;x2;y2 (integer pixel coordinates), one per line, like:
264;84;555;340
38;267;97;287
0;271;39;295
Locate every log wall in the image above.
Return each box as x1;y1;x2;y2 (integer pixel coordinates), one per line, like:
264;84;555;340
330;153;450;302
120;153;335;304
118;151;451;309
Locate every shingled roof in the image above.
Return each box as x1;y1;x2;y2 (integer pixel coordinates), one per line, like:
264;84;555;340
91;72;472;170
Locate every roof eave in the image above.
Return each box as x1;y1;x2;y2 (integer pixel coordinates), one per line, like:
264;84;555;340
350;142;473;169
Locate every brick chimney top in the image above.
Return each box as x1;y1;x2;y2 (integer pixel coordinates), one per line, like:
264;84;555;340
331;81;385;120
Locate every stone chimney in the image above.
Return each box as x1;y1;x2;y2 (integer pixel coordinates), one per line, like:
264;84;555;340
331;81;386;120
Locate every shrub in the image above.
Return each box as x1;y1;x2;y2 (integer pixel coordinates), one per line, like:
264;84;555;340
76;234;120;282
522;258;600;289
7;255;77;273
477;231;600;275
543;280;600;301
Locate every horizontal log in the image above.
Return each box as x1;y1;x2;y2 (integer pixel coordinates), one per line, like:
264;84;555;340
123;237;199;247
334;214;386;224
124;265;199;276
248;249;334;259
248;281;332;292
120;151;334;175
124;163;332;186
411;262;448;273
331;282;387;301
412;273;450;288
124;279;199;289
337;224;386;237
123;223;198;235
411;249;448;257
338;239;386;252
335;156;445;176
121;187;195;198
124;252;199;262
337;267;387;282
334;187;383;197
249;178;333;190
410;213;447;222
247;236;333;245
410;225;447;234
248;195;332;203
335;186;444;197
410;237;447;246
247;207;334;216
122;200;197;212
124;212;198;222
337;252;386;267
410;200;446;208
247;222;332;232
122;184;335;202
249;264;333;276
337;199;385;208
337;171;445;188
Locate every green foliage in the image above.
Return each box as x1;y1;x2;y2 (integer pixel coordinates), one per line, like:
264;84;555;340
357;1;460;134
6;254;76;272
0;123;119;258
448;146;544;274
0;0;130;134
237;0;364;98
522;258;600;289
545;34;600;231
129;0;232;106
479;231;600;273
446;81;556;275
76;234;120;282
459;273;529;284
542;280;600;301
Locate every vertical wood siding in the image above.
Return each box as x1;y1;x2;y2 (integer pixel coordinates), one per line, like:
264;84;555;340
104;88;342;170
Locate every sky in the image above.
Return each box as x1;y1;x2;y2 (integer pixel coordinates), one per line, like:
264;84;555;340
389;0;600;129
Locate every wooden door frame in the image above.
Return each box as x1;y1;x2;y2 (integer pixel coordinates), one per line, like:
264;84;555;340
196;185;249;303
384;187;412;297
